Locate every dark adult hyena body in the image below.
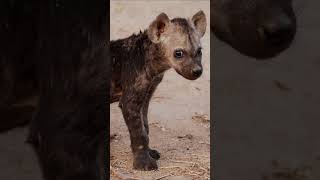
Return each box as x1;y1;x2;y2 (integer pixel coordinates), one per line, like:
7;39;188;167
211;0;297;59
110;11;207;170
0;0;107;179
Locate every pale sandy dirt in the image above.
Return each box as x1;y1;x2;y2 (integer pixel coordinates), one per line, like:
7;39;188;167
110;0;210;179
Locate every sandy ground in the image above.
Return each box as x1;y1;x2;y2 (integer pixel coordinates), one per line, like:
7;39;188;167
110;1;210;179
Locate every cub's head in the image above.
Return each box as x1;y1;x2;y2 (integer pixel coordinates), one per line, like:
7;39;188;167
147;11;207;80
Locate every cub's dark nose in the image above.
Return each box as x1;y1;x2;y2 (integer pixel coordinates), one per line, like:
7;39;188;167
259;16;294;46
192;67;202;77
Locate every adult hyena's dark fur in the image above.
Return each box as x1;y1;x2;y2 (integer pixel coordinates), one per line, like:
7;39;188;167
211;0;296;59
110;11;206;170
0;0;108;179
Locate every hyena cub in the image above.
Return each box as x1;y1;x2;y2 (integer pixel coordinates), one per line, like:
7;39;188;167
110;11;207;170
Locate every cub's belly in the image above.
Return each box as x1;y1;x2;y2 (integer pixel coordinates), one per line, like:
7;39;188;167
110;90;122;103
110;80;122;103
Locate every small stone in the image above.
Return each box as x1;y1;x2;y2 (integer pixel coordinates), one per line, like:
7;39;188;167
185;134;193;139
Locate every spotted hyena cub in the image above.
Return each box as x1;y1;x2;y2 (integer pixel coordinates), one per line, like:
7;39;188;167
110;11;207;170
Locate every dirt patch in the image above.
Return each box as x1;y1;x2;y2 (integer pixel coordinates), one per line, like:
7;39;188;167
110;0;210;179
110;123;210;180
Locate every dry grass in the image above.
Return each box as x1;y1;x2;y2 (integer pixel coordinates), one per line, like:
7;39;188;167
110;152;210;180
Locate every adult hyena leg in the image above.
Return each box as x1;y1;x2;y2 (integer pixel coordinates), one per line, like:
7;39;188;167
30;132;103;180
28;97;106;180
141;76;163;160
0;106;34;132
120;87;157;170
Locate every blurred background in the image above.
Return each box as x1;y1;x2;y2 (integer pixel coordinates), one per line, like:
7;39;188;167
214;0;320;179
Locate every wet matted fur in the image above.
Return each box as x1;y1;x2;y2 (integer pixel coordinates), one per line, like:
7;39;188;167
110;11;207;170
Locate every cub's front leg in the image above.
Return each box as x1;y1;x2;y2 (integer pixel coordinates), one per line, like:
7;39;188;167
141;75;163;160
119;84;158;170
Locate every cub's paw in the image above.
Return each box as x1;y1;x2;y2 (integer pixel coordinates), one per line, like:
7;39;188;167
133;151;158;171
148;148;160;160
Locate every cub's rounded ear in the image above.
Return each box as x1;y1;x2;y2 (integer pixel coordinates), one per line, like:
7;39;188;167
148;13;170;43
192;10;207;37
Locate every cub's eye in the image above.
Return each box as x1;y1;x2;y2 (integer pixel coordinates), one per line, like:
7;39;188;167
174;50;184;58
196;48;202;56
